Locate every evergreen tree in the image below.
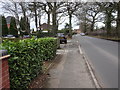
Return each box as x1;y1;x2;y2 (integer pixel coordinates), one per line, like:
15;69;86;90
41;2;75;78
9;17;18;36
20;17;25;30
20;17;30;35
1;16;8;36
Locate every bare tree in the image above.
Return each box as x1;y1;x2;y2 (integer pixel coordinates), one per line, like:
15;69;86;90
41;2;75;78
97;2;116;36
86;3;102;32
65;2;81;38
75;3;90;33
41;2;52;33
41;1;65;35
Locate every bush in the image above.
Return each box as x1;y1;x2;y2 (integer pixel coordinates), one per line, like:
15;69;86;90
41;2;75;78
0;37;57;88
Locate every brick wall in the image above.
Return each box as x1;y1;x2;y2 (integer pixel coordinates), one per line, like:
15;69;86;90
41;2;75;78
0;51;10;89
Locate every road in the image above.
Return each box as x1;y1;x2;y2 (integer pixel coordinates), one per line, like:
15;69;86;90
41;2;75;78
74;34;118;88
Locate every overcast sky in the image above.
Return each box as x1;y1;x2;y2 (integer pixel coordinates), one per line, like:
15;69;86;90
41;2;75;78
0;1;105;31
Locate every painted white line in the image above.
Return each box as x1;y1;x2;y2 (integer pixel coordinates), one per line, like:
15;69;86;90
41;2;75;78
78;45;101;88
78;45;83;54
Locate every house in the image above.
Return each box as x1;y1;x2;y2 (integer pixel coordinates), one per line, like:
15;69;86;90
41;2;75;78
38;23;52;31
6;16;12;29
73;29;81;34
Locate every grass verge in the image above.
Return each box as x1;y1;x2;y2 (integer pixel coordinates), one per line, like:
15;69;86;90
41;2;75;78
87;35;120;42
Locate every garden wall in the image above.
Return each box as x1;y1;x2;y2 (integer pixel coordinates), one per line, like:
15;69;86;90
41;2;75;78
0;50;10;89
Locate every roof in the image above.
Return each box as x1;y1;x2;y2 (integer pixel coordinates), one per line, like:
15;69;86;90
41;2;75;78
38;23;52;30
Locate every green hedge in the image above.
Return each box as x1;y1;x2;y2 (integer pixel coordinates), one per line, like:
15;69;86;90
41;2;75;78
0;37;57;88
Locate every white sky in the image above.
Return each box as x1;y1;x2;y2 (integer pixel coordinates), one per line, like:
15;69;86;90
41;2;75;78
0;1;105;31
30;14;81;31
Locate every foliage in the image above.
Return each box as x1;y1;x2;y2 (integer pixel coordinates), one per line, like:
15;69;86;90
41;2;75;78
19;17;30;35
0;37;57;88
9;17;18;36
58;23;70;35
20;17;26;31
57;29;65;33
1;16;8;36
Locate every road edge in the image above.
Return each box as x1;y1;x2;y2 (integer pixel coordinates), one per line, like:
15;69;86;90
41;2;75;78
78;45;102;88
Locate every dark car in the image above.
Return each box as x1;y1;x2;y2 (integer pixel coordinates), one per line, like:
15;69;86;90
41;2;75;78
3;35;16;38
58;34;67;44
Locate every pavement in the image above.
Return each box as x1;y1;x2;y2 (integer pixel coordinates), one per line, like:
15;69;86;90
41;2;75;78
43;40;95;88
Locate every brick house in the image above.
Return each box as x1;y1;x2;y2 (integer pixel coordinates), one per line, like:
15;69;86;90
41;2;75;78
38;23;52;31
73;29;81;34
6;16;12;29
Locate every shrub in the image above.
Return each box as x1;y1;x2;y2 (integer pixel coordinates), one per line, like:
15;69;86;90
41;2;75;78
0;37;57;88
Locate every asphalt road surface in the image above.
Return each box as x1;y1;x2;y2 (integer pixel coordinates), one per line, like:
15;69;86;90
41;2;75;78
74;34;118;88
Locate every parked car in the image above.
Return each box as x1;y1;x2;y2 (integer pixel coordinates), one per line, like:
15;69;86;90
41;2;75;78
58;33;67;44
23;35;31;38
3;35;15;38
80;33;85;36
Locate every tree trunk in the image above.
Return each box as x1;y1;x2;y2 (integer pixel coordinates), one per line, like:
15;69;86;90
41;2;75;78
39;18;41;31
47;12;50;34
91;22;94;32
34;2;38;32
69;14;72;38
91;17;95;32
14;3;20;35
106;12;112;37
116;1;120;37
52;2;57;36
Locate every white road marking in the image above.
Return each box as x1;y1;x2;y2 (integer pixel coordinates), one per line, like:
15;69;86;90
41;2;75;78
78;45;102;88
78;45;83;54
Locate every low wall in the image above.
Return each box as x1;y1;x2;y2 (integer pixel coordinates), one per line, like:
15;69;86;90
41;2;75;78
0;50;10;89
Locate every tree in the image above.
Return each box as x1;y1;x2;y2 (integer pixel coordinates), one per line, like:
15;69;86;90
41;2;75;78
65;2;81;38
19;2;30;35
2;0;21;32
75;3;91;33
1;16;8;36
28;1;41;32
45;2;65;35
41;2;52;34
9;17;18;36
19;17;30;35
40;2;65;36
86;3;102;32
64;23;70;35
97;2;115;36
20;17;25;31
115;1;120;37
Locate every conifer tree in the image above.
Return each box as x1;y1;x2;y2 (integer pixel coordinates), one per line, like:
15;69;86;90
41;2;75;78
1;16;8;36
9;17;18;36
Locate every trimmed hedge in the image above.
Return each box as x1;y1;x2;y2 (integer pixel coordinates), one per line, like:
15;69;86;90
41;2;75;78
0;37;57;88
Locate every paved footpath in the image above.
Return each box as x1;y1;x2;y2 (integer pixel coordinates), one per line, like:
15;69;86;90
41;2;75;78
43;40;95;88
